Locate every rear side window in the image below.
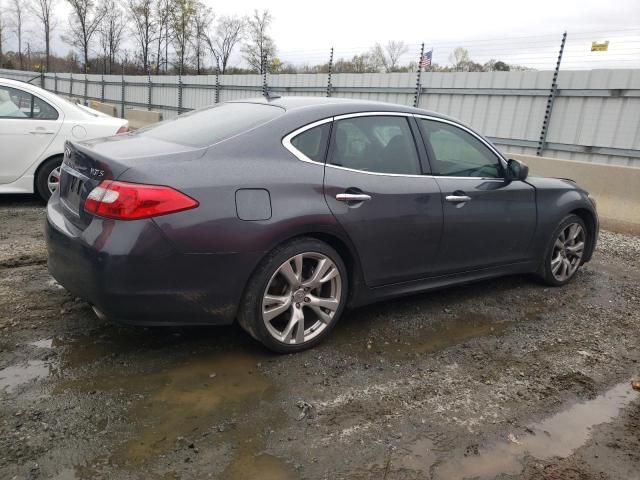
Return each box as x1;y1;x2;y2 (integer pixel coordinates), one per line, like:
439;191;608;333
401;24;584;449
290;123;331;162
329;116;420;175
140;103;284;147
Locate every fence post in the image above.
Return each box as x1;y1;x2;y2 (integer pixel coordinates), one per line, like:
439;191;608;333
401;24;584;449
84;74;88;105
54;73;58;94
537;31;567;156
262;54;268;97
40;71;45;88
120;64;125;119
326;47;334;97
101;74;105;102
178;75;183;113
69;73;74;99
147;71;152;111
413;43;425;108
214;57;221;103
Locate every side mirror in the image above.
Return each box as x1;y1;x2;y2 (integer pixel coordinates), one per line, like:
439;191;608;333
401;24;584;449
506;158;529;182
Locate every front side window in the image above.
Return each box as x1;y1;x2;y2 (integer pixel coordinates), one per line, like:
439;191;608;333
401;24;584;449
290;122;331;162
0;86;59;120
329;116;420;175
419;119;502;178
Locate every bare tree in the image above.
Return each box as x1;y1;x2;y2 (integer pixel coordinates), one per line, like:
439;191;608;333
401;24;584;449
208;15;243;74
98;0;124;73
242;9;275;74
0;7;6;67
169;0;196;74
449;47;470;71
153;0;170;74
63;0;107;73
385;41;408;71
28;0;56;71
9;0;26;70
190;0;212;74
371;41;408;72
126;0;156;72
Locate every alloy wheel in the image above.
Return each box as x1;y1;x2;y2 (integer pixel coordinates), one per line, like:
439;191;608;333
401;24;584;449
48;166;62;194
262;252;342;345
550;223;585;281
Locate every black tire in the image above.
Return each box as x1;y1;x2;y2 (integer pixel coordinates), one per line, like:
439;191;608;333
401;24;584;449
538;214;588;286
35;156;63;202
238;237;348;353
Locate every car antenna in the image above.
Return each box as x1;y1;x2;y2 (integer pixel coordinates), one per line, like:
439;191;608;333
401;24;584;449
264;90;281;101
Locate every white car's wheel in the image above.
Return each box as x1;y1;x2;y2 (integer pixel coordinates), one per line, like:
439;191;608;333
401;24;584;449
35;156;63;202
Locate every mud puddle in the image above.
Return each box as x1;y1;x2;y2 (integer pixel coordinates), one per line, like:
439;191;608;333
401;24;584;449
433;380;639;479
53;330;296;477
0;360;51;392
336;311;509;359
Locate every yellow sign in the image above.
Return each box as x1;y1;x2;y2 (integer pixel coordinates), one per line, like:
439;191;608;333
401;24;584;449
591;41;609;52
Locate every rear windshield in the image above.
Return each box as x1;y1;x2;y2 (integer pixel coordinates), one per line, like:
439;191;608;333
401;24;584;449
139;102;284;147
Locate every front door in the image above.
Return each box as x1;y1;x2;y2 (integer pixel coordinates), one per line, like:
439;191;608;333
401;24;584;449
323;114;443;287
0;85;62;184
417;117;536;273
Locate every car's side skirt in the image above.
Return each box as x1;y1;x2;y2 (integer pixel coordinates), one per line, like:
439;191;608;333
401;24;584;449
349;260;538;308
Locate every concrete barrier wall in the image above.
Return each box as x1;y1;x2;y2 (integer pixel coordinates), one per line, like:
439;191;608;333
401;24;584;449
509;153;640;234
88;100;117;117
125;109;163;130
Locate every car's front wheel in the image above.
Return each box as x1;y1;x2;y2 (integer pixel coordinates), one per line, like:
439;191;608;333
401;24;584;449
238;238;348;353
35;156;63;202
539;214;588;286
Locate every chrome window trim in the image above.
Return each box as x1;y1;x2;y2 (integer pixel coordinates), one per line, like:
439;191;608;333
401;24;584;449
325;163;429;179
413;113;508;171
333;111;412;121
282;117;334;165
281;111;507;181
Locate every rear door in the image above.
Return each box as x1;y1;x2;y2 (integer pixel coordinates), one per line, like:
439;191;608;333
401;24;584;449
417;116;536;273
0;84;62;184
320;113;443;287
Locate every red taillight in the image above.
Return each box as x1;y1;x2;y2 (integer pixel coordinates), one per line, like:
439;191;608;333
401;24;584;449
84;181;198;220
116;125;129;134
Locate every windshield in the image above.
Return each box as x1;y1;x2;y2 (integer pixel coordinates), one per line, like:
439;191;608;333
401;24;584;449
139;102;284;147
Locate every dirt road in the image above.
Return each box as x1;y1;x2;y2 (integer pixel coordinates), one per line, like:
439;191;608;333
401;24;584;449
1;195;639;479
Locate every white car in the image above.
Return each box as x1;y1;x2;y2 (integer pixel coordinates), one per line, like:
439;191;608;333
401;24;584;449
0;78;128;200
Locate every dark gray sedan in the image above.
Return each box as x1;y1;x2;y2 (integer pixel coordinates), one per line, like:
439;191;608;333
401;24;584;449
46;97;598;352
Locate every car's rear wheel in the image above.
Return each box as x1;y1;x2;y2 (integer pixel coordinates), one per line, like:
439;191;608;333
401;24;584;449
539;214;588;286
238;238;348;353
35;156;63;202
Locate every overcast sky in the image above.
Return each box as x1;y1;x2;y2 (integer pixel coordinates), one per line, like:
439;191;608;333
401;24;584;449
3;0;640;69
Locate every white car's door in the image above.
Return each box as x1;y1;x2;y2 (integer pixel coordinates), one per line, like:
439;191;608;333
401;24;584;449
0;84;63;184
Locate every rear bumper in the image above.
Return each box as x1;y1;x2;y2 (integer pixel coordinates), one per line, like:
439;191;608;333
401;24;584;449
45;195;251;325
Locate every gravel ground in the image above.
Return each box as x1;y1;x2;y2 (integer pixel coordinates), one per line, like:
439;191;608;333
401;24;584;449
0;194;639;480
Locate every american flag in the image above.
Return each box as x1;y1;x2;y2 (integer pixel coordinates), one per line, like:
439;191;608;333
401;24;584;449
419;50;433;69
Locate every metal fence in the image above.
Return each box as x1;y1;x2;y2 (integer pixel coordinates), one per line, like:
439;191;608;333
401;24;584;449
1;67;639;167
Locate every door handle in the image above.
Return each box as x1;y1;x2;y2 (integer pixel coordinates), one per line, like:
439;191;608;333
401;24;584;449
445;195;471;203
29;129;55;135
336;193;372;202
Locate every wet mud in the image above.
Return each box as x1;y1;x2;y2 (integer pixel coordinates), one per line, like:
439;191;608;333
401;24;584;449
1;195;639;479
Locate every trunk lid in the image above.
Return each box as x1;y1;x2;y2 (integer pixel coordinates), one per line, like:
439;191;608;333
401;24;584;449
59;134;204;229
